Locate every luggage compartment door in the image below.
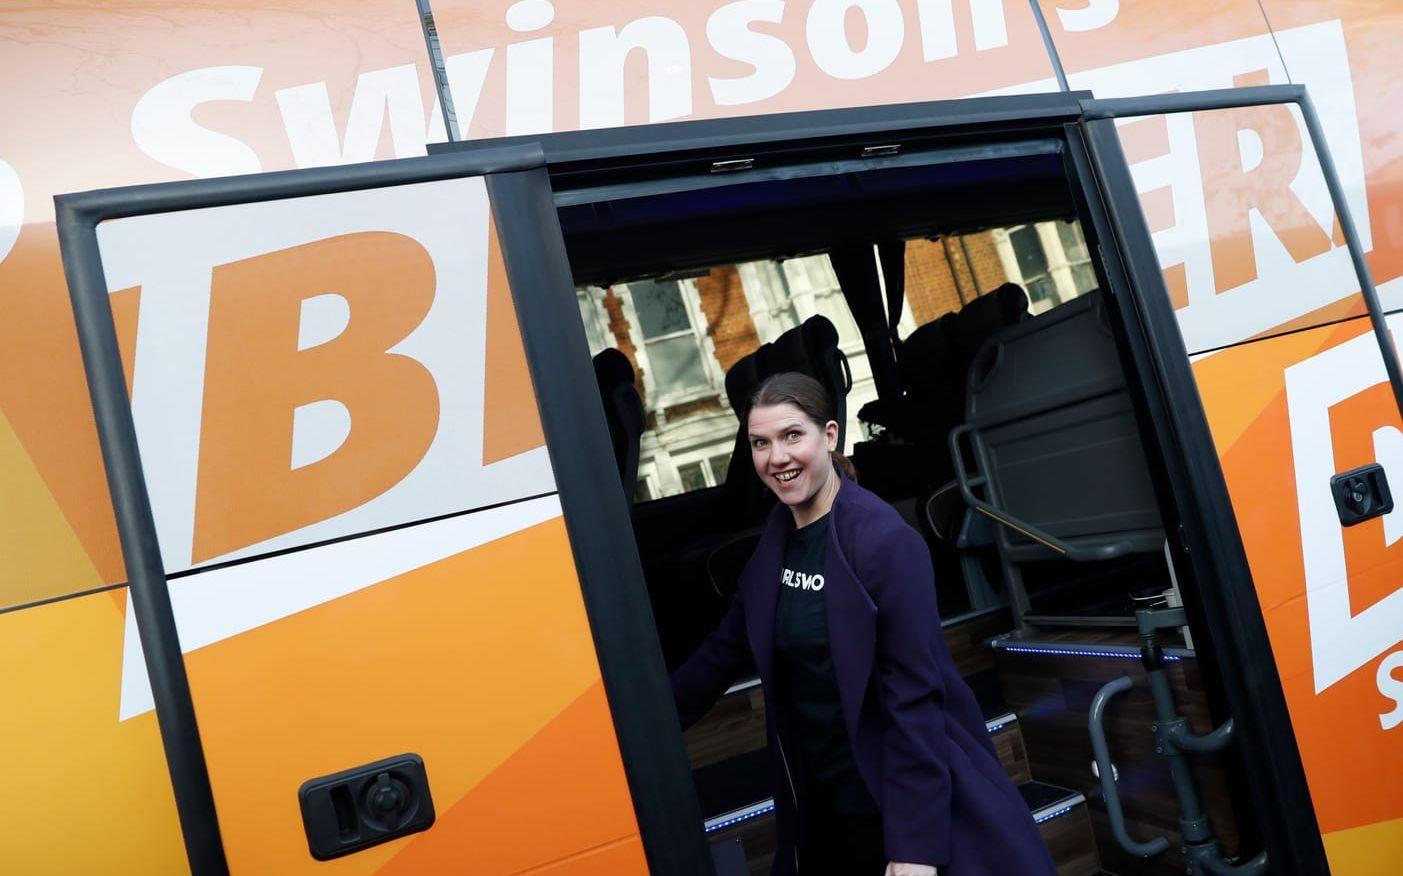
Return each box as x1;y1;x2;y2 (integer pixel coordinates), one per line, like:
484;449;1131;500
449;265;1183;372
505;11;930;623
56;148;707;875
1074;85;1403;875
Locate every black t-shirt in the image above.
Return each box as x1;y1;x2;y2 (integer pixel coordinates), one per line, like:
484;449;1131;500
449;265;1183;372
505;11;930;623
774;514;881;823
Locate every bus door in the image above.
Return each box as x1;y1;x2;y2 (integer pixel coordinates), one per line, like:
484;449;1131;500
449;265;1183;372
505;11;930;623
1070;84;1403;875
55;147;708;875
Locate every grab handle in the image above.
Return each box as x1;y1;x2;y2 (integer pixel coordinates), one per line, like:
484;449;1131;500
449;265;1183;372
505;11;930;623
1088;676;1170;859
1202;849;1269;876
1167;717;1235;754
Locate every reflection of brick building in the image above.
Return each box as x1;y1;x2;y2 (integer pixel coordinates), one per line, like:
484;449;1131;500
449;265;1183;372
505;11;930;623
577;221;1093;500
905;235;1008;323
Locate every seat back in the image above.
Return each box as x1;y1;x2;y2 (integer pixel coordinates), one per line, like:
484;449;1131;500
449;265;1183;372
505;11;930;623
591;348;645;496
720;315;849;515
856;284;1029;499
953;281;1029;358
900;284;1029;441
963;290;1163;558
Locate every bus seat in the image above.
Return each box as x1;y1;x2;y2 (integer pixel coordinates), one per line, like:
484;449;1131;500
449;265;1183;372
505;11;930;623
719;314;849;518
592;348;645;496
955;290;1168;623
851;285;1029;501
953;281;1029;358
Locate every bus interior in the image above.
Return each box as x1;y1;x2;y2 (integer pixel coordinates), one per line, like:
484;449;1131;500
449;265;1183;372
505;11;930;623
477;107;1258;875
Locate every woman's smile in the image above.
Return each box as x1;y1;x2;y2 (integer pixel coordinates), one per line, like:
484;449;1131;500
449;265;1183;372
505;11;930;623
774;467;802;485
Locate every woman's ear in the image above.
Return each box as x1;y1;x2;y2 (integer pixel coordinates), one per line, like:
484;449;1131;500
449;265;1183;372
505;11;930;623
825;419;839;452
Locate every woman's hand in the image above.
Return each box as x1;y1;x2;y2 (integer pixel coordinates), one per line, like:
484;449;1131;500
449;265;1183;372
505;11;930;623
884;863;937;876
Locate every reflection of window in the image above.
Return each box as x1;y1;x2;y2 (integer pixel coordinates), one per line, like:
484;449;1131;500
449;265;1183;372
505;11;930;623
677;461;708;493
576;287;611;355
1010;225;1060;307
1056;221;1097;296
1000;221;1098;315
787;256;863;351
630;279;708;394
676;452;733;494
634;477;655;502
708;452;731;483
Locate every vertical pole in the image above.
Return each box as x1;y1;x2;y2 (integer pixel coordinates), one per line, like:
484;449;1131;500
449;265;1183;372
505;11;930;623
958;234;984;296
1298;91;1403;420
416;0;461;142
941;237;969;305
1028;0;1071;93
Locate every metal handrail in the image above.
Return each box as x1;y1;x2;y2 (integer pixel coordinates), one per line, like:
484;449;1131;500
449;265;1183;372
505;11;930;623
1202;849;1270;876
1167;717;1235;754
1088;676;1171;858
948;424;1138;562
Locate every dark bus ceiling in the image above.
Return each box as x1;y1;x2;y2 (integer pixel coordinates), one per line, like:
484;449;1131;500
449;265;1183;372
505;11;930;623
558;143;1074;286
428;92;1091;287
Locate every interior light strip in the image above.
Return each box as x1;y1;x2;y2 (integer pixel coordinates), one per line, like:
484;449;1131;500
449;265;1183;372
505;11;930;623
1000;644;1184;662
1031;792;1086;825
723;677;762;696
704;798;776;833
703;792;1084;833
1033;803;1079;825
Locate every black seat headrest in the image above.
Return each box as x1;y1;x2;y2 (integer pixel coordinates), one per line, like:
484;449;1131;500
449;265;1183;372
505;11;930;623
900;313;958;395
725;349;762;415
799;314;839;351
592;347;636;389
766;315;838;384
955;283;1029;354
592;348;645;494
726;315;841;414
768;325;809;376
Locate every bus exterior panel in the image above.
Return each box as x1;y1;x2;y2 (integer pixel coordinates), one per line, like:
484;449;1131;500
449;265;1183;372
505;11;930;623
5;0;1403;870
1194;316;1403;873
54;165;656;873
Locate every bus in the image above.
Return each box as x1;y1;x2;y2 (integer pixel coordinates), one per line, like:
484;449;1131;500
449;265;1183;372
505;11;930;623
2;1;1400;874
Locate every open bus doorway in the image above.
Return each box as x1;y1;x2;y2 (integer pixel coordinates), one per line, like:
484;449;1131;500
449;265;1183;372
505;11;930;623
509;116;1248;875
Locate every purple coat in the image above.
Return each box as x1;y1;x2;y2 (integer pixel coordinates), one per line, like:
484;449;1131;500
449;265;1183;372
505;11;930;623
672;477;1057;875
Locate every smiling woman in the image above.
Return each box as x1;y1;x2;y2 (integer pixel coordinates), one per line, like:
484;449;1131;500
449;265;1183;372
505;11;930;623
672;371;1059;876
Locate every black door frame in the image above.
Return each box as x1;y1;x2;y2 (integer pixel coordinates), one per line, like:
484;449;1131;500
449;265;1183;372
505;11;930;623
55;144;712;876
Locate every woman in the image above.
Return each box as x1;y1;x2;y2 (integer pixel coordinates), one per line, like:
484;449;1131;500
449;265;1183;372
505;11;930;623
671;373;1056;876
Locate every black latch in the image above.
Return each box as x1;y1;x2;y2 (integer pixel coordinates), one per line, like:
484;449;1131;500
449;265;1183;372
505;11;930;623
299;753;435;860
1330;463;1393;526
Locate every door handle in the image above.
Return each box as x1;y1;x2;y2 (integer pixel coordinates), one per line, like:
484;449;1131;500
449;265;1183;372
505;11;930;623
1331;463;1393;526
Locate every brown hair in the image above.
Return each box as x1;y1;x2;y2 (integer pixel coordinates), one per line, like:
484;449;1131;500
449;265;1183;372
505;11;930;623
747;372;858;482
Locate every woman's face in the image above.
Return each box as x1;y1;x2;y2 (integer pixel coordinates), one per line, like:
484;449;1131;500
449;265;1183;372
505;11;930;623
747;402;839;509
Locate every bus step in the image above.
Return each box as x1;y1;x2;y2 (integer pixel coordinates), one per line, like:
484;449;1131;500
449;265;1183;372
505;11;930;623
987;711;1031;783
1021;780;1102;876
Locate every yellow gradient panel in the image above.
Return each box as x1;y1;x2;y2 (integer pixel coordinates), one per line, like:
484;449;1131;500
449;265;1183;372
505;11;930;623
1322;816;1403;875
0;590;187;874
183;515;639;873
0;406;105;609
